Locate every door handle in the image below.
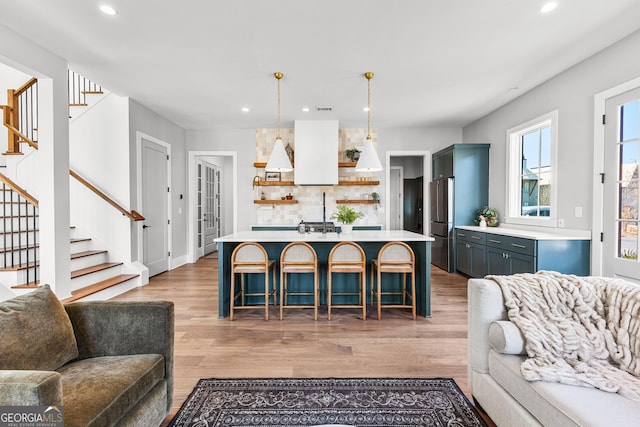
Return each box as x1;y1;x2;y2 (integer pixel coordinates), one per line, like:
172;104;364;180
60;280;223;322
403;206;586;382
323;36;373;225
143;224;151;229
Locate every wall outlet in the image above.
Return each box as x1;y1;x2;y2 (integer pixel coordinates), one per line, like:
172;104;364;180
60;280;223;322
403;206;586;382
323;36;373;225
575;206;583;218
558;218;565;228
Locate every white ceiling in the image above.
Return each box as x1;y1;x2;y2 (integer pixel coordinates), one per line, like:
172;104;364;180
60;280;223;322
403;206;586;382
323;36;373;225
1;0;640;130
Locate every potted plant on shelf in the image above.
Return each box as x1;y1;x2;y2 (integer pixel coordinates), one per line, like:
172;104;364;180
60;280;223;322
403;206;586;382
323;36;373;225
345;147;361;162
474;207;499;227
331;205;364;234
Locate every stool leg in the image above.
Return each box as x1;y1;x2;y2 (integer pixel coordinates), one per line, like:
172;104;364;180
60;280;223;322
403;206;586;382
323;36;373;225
280;269;285;320
411;270;416;320
327;270;332;320
264;270;269;321
313;266;319;321
361;271;366;320
377;269;382;320
230;271;235;321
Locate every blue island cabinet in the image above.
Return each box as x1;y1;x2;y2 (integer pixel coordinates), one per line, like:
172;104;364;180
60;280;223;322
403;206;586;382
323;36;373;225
215;230;433;318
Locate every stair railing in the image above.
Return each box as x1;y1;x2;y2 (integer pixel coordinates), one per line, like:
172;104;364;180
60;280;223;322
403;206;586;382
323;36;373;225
1;77;38;155
68;70;103;107
0;172;39;286
69;170;145;221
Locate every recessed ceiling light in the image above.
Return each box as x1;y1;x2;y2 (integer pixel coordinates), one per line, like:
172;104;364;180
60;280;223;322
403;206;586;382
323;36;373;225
302;107;310;112
363;107;370;112
99;5;118;15
540;2;557;13
241;107;250;113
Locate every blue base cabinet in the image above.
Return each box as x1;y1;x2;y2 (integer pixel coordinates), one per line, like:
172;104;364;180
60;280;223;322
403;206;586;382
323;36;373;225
455;227;591;277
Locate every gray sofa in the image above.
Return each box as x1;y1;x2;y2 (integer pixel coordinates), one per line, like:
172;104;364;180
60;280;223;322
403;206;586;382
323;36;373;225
468;277;640;427
0;285;174;427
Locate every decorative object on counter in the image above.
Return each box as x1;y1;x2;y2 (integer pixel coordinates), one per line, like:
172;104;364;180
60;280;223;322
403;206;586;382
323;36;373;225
285;193;293;200
265;171;281;181
479;217;487;228
331;205;364;234
346;147;361;162
265;71;293;172
475;206;498;227
252;175;262;188
355;72;383;172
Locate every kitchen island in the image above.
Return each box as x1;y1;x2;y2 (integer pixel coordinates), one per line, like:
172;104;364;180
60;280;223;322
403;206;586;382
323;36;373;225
214;230;434;318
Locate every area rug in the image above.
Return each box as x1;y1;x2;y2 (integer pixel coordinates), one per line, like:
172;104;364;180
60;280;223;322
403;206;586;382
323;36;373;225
169;378;487;426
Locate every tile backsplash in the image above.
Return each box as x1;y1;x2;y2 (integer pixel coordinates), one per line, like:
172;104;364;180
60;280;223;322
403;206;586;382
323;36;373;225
255;128;383;226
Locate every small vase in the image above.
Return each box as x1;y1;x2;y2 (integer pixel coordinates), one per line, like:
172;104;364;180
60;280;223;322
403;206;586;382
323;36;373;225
341;224;353;234
479;219;487;229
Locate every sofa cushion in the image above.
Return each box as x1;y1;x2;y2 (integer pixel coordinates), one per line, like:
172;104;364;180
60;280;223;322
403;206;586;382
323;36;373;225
489;320;526;355
488;349;640;427
0;285;78;371
58;354;165;427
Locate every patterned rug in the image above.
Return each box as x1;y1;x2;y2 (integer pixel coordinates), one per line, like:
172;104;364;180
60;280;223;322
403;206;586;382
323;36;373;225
169;378;487;426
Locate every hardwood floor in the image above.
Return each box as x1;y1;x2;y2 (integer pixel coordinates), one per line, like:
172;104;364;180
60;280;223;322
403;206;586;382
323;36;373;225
113;257;491;425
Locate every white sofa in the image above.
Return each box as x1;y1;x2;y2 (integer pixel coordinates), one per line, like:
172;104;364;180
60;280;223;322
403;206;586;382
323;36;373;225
468;277;640;427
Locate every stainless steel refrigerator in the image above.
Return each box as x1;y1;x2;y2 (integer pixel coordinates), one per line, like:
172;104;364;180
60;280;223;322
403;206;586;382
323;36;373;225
430;177;454;272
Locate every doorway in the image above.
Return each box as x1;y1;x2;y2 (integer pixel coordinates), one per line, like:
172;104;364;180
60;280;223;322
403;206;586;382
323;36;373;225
138;134;171;277
187;151;237;263
386;151;430;233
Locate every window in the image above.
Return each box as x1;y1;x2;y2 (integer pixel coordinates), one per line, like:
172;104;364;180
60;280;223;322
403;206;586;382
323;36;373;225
505;111;558;226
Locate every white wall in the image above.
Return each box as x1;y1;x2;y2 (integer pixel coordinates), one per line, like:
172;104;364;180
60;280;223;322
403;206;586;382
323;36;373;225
0;23;71;296
129;99;187;263
69;93;132;261
463;29;640;233
186;127;461;231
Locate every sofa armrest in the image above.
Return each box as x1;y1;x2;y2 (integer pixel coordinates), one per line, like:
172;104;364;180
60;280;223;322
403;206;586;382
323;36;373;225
467;279;508;376
0;370;62;406
64;300;174;411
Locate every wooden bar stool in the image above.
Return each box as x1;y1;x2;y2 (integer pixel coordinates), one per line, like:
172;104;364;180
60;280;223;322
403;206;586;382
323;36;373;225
327;241;367;320
279;241;319;320
230;242;276;320
371;241;416;320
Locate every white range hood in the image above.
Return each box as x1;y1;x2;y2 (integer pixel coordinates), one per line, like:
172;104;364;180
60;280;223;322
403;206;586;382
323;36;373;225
294;120;338;186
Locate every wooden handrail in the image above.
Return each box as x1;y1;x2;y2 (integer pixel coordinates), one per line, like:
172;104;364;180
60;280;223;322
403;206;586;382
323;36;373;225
0;172;39;207
0;116;38;150
69;170;145;221
14;77;37;97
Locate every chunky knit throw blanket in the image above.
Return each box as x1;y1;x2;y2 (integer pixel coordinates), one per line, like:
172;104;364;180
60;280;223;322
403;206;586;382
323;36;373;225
488;271;640;401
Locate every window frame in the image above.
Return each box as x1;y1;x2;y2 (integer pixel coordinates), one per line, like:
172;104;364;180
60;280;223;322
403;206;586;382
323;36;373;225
505;110;559;227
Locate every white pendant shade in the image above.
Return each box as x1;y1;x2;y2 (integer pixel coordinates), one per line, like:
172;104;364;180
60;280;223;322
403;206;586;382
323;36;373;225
355;137;383;172
265;137;293;172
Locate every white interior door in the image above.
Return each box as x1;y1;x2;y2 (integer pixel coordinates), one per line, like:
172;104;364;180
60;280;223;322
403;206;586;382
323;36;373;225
203;161;220;255
603;87;640;280
390;166;403;230
142;139;169;276
196;161;204;259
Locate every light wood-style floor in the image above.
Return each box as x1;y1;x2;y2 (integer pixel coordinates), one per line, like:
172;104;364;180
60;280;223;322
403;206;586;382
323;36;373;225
113;257;490;425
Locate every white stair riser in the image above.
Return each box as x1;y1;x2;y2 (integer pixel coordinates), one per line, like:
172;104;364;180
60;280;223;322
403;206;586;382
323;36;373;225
70;239;93;253
1;269;38;285
70;265;123;289
71;252;108;270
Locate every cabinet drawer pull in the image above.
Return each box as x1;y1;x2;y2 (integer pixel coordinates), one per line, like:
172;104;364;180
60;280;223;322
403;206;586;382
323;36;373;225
488;239;502;244
458;233;466;237
471;236;481;240
511;243;527;249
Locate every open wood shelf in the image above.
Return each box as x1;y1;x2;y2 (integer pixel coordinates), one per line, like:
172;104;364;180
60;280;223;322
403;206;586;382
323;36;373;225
335;199;379;204
338;180;380;186
254;199;298;205
254;162;295;168
254;180;295;186
338;162;357;167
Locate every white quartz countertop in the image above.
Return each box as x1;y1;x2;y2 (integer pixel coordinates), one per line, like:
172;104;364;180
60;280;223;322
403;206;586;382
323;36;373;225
455;225;591;241
215;230;434;243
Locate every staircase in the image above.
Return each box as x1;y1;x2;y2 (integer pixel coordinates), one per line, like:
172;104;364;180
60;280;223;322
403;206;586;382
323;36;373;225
0;72;145;302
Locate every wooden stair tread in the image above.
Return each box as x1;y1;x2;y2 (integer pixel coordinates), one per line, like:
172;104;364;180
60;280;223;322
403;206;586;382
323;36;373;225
11;281;39;289
81;91;103;95
71;250;108;260
69;103;88;107
71;262;122;279
0;243;39;253
0;261;38;271
62;274;138;302
71;237;92;243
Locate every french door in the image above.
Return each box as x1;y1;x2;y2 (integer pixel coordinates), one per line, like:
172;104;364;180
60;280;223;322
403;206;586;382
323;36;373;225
603;87;640;279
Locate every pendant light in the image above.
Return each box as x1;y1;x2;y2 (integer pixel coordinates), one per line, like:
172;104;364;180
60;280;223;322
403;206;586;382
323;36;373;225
265;71;293;172
355;71;383;172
